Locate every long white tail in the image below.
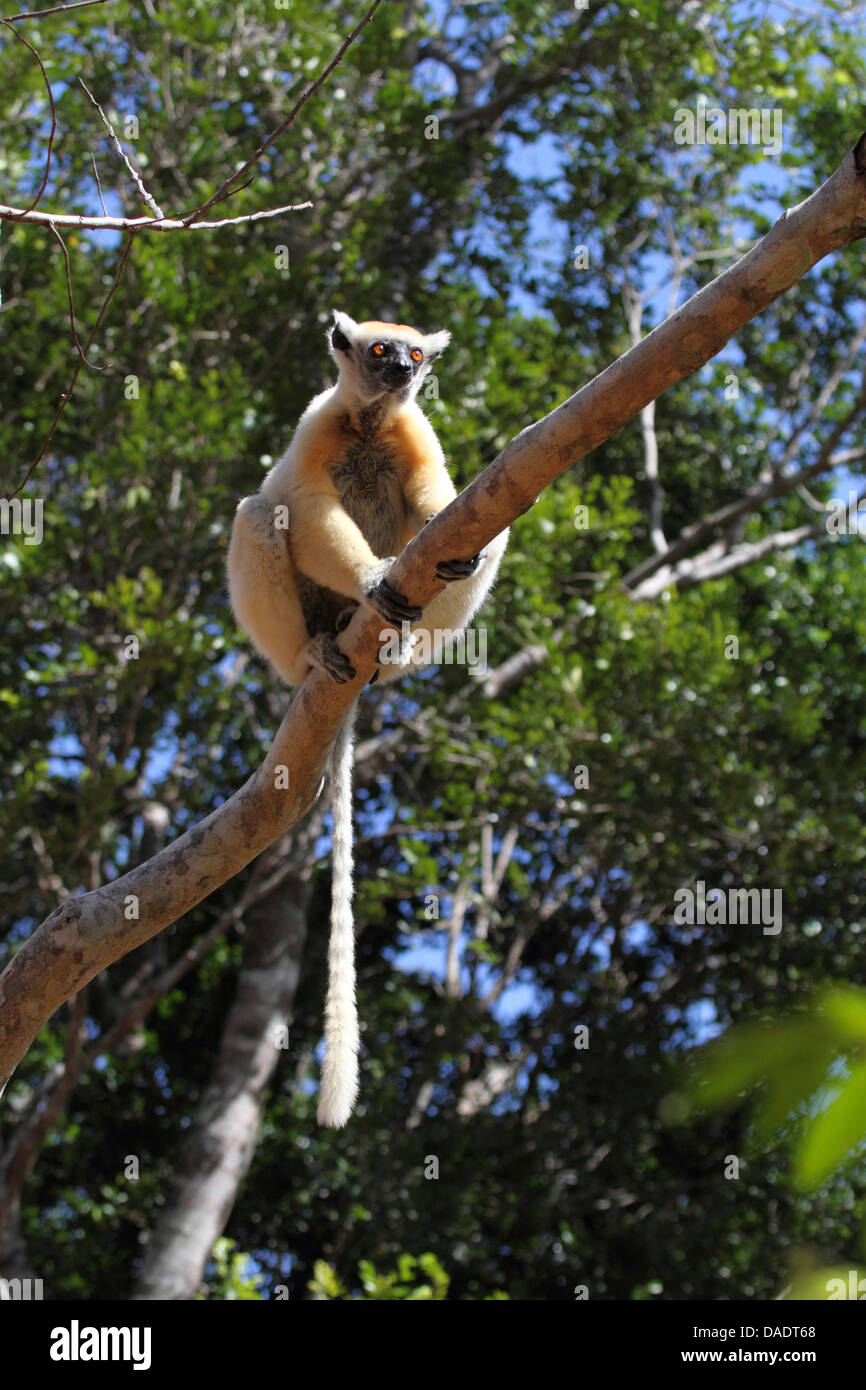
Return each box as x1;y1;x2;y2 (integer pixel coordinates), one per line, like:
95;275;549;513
317;705;360;1127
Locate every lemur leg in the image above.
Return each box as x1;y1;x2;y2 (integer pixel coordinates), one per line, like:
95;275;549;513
228;495;313;686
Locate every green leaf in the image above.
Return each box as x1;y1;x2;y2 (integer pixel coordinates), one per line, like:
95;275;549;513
819;987;866;1045
794;1059;866;1190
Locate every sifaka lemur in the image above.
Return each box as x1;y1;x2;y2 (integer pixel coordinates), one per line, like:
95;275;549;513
228;310;508;1126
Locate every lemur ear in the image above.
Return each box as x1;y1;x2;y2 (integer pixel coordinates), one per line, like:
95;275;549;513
330;310;358;356
423;329;451;360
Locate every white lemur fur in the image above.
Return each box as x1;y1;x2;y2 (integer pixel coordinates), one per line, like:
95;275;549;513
227;310;508;1127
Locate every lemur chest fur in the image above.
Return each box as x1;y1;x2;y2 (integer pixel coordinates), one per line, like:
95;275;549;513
294;405;408;639
330;405;407;558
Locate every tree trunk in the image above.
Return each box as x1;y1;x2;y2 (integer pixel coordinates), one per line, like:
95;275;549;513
132;820;319;1300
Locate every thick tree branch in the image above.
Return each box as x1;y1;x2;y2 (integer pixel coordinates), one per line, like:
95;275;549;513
2;132;865;1097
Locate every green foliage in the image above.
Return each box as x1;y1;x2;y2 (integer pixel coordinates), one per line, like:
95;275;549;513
308;1252;500;1300
678;987;866;1190
197;1239;265;1300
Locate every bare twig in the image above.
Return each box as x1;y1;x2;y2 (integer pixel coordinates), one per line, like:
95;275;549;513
0;17;55;213
0;200;312;231
78;77;165;219
5;0;107;20
183;0;386;225
47;222;104;369
184;175;255;218
90;153;107;215
16;230;136;492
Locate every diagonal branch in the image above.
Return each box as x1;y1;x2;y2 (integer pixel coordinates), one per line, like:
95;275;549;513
647;519;827;595
0;989;87;1237
655;484;866;596
2;132;865;1097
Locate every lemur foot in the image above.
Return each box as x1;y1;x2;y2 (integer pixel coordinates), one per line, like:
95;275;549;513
307;633;356;685
424;516;486;581
366;572;423;625
436;550;486;581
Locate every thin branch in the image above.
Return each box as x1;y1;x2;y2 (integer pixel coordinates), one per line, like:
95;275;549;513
8;176;305;487
30;829;69;902
15;230;136;492
90;153;107;215
183;0;386;226
0;200;312;231
630;469;866;600
445;872;471;998
47;222;104;369
623;281;667;555
476;821;518;942
4;0;107;20
773;305;866;474
480;875;574;1012
184;175;255;218
480;644;548;700
78;77;165;219
0;17;55;213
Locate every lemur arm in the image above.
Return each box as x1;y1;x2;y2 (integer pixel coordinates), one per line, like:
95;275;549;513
288;487;388;600
394;410;458;533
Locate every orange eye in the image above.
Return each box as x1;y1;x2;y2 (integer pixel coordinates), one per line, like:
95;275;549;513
410;348;423;363
372;343;385;357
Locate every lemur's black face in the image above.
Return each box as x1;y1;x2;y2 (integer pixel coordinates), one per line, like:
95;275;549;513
331;323;427;401
367;338;424;388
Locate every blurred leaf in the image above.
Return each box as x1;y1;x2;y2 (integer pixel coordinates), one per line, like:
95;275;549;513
794;1059;866;1191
